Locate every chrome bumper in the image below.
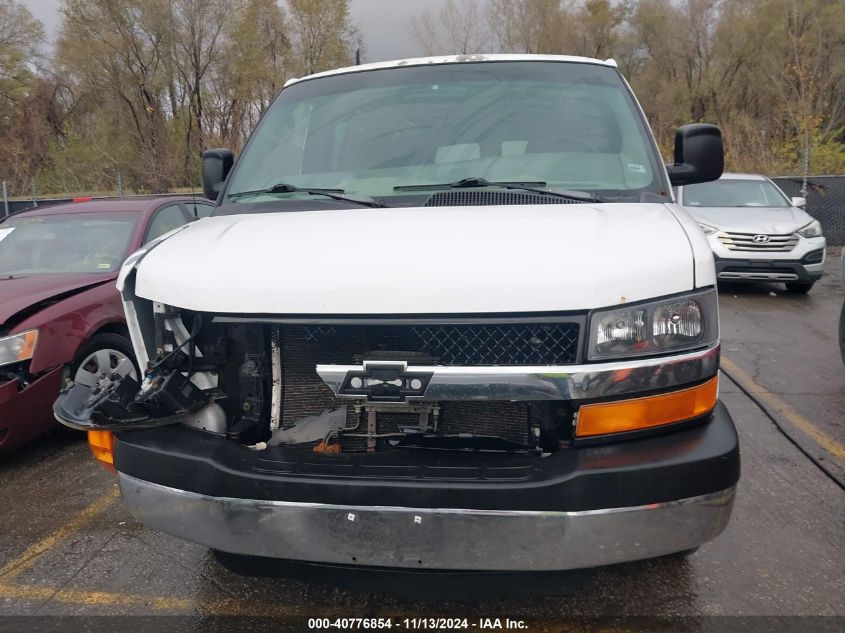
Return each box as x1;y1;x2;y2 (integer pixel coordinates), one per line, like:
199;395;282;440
718;271;800;281
117;473;736;571
316;345;719;402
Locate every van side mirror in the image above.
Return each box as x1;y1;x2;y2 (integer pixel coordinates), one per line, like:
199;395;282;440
666;124;724;187
202;149;235;201
791;196;806;209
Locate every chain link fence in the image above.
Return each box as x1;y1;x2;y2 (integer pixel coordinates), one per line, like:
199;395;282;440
773;176;845;245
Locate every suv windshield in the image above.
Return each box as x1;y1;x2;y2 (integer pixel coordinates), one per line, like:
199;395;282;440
0;213;138;276
226;61;666;203
682;179;791;208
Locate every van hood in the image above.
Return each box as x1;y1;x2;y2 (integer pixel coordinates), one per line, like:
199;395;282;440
0;273;113;329
686;205;813;234
134;204;697;314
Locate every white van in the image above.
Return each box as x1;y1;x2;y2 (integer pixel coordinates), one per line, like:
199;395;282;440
56;55;739;573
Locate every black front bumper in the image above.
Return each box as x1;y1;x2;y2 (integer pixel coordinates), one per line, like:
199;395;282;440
114;402;739;513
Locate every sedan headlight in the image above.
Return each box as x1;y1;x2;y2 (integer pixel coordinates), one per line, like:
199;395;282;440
798;219;823;238
698;222;718;236
0;329;39;367
588;290;718;360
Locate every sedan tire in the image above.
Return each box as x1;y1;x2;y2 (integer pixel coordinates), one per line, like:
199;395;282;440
70;333;139;389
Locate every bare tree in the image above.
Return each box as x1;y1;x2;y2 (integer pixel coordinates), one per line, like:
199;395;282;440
487;0;578;54
0;0;43;104
287;0;357;76
409;0;490;55
169;0;229;173
209;0;290;149
58;0;175;190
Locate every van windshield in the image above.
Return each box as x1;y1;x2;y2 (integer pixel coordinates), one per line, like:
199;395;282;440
226;61;666;203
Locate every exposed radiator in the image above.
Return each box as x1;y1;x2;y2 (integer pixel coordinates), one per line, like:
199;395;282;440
277;326;534;448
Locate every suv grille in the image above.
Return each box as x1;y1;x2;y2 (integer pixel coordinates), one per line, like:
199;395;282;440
294;322;581;366
718;231;798;252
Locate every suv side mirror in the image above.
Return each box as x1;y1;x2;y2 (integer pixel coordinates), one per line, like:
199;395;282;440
791;196;806;208
202;149;235;201
666;124;724;187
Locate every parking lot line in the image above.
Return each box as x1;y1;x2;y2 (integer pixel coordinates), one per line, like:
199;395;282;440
721;356;845;459
0;582;194;611
0;582;604;626
0;486;120;582
0;581;366;618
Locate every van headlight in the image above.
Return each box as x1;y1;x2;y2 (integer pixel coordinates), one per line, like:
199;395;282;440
797;219;823;238
0;329;39;367
588;290;718;360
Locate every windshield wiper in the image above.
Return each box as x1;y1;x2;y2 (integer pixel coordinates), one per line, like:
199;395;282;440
394;177;600;202
229;183;386;208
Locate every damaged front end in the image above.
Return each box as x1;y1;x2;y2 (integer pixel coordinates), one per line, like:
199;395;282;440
55;254;720;460
54;325;225;434
55;253;595;454
54;232;723;459
54;303;579;454
55;233;228;438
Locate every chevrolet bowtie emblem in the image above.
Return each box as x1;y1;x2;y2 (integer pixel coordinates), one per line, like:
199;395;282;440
338;361;433;402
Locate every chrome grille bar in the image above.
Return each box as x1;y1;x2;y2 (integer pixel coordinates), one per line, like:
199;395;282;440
718;231;798;252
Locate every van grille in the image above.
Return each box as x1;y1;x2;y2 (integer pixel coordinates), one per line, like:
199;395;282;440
294;322;581;366
277;327;536;446
718;231;798;252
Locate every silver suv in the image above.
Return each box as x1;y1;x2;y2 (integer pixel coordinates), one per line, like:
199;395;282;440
676;173;826;293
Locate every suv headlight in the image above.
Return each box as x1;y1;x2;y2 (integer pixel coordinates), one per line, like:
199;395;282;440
798;219;823;238
0;329;39;368
588;290;718;360
698;222;718;236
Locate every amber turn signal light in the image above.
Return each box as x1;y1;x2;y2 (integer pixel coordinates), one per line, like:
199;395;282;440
18;330;39;361
575;376;718;438
88;431;116;474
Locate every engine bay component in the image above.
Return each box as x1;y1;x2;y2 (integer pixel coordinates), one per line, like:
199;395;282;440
312;440;342;453
266;407;348;446
135;371;209;418
54;366;211;431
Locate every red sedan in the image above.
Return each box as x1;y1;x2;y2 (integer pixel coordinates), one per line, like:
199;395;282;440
0;196;214;452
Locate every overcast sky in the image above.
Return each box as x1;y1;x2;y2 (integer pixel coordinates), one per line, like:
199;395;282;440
19;0;444;62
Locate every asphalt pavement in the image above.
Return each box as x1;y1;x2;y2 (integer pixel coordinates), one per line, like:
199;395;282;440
0;249;842;631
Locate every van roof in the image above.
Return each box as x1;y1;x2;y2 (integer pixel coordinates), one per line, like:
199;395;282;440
284;54;618;88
